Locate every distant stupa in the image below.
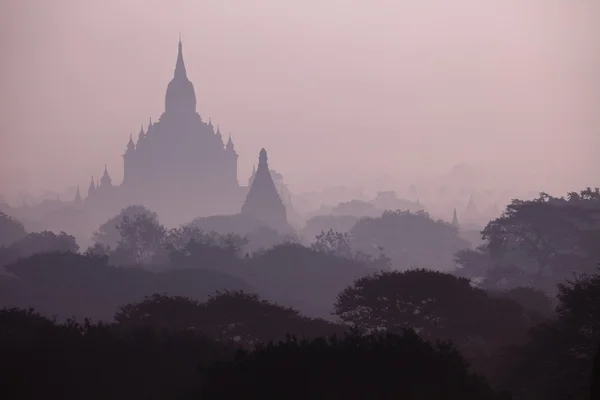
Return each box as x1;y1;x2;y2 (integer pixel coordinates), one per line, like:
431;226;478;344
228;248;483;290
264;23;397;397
241;148;287;231
451;208;459;228
464;195;479;223
73;186;82;206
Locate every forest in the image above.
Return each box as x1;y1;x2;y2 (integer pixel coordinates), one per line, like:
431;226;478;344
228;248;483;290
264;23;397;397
1;188;599;399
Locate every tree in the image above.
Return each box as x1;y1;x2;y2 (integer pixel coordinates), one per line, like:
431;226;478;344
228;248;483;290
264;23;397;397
200;330;507;399
311;229;354;258
9;231;79;258
201;291;342;346
92;205;158;249
114;213;167;265
311;229;391;270
479;188;600;292
114;291;344;347
488;286;555;321
244;243;371;320
0;212;26;247
499;265;600;399
454;245;493;280
114;294;204;333
351;210;470;271
334;269;531;353
0;307;231;400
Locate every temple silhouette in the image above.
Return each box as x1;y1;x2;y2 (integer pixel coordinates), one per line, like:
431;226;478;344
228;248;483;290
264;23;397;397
242;148;288;231
83;39;265;225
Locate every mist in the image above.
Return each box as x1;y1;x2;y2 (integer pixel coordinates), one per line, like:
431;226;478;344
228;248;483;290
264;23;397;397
1;0;598;199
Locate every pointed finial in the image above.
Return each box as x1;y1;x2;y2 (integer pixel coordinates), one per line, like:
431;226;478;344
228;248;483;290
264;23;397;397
259;148;268;167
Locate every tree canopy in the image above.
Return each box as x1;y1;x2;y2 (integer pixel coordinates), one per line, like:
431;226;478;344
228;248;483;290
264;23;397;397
0;212;26;247
350;210;470;271
200;330;506;400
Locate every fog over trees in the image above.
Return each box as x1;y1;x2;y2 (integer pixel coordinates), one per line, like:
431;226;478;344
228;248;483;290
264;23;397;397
1;2;599;398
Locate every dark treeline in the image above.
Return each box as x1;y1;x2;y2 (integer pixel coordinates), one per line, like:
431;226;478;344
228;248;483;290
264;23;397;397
1;188;599;399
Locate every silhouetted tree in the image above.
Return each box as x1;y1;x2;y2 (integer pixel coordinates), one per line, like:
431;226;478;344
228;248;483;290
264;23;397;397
481;188;600;292
244;243;371;319
334;269;531;354
592;343;600;400
311;229;354;258
114;213;167;264
0;212;26;247
488;286;555;321
312;229;391;270
92;205;158;249
351;210;470;270
115;294;204;333
115;292;344;347
9;231;78;257
499;265;600;399
454;244;493;279
0;307;231;400
301;214;359;243
200;330;506;399
0;252;253;321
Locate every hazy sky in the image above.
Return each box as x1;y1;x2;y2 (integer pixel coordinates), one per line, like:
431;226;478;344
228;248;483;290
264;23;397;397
1;0;598;198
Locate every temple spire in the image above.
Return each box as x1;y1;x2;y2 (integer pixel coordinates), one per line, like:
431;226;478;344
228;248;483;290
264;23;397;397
226;133;235;151
174;35;187;79
127;133;135;152
451;208;459;228
241;148;287;230
88;176;96;198
73;185;82;206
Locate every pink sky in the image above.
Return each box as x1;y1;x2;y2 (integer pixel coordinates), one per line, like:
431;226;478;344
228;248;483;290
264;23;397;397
1;0;598;198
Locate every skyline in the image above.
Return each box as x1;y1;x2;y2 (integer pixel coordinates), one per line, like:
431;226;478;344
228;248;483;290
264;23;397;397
1;0;598;198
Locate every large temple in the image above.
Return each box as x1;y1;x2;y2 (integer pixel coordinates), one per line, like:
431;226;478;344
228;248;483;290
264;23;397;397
84;39;247;225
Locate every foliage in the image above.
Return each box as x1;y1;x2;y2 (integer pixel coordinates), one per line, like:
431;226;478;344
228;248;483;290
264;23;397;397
488;287;555;321
0;212;27;247
334;269;531;353
200;330;507;399
1;252;253;321
244;243;371;320
301;214;359;243
498;266;600;399
92;205;158;249
114;213;167;264
479;188;600;292
0;307;231;400
114;291;345;347
6;231;79;263
351;210;470;270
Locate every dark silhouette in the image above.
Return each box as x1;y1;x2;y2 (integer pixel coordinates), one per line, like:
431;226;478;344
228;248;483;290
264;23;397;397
200;331;506;399
456;188;600;293
334;269;532;361
0;211;27;247
497;264;600;399
593;343;600;400
1;185;599;398
350;209;470;270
